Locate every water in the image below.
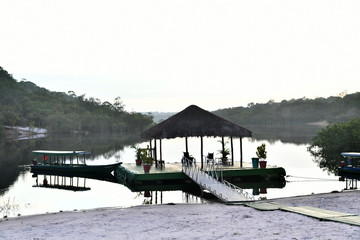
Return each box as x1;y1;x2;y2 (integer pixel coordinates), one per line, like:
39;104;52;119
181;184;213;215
0;131;347;218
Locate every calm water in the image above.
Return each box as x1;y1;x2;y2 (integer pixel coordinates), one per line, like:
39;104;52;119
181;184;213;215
0;130;347;218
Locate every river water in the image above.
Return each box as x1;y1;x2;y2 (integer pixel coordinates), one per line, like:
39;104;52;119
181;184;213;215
0;128;348;218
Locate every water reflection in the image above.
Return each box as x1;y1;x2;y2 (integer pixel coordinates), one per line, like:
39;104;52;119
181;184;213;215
339;176;358;190
250;125;322;145
137;191;207;205
33;174;91;192
0;139;36;195
1;125;350;218
0;133;141;195
31;170;118;185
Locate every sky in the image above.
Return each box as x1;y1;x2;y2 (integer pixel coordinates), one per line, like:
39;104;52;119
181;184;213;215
1;0;360;112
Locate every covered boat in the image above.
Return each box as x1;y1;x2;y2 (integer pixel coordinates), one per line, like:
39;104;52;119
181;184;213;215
30;150;121;174
338;152;360;178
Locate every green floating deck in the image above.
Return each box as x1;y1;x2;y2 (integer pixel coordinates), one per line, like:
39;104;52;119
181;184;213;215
117;162;286;188
245;202;360;227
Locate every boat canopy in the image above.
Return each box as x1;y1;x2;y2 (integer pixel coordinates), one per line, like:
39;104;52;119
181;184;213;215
32;150;91;156
341;152;360;158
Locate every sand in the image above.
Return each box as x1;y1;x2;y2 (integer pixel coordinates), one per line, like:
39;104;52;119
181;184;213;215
0;191;359;240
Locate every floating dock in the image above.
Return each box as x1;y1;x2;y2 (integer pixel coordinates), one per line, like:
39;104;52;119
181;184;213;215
116;162;286;193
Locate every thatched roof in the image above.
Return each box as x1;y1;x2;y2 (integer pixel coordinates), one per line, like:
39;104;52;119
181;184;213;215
141;105;252;140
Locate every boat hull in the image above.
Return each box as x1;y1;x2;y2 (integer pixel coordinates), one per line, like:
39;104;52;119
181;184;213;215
30;163;122;175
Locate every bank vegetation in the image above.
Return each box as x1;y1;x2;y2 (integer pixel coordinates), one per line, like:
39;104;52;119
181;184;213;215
0;66;153;137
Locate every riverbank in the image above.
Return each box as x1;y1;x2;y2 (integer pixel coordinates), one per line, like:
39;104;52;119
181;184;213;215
0;191;359;239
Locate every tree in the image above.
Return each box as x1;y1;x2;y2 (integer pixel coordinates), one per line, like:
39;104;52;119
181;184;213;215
112;97;125;112
0;122;4;138
308;118;360;173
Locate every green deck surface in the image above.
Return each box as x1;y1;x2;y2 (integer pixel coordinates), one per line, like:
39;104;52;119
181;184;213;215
245;202;360;226
121;162;285;182
122;163;183;174
122;163;187;181
117;162;286;200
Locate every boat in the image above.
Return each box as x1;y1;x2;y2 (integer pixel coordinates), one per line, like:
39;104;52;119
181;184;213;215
30;150;122;175
338;152;360;178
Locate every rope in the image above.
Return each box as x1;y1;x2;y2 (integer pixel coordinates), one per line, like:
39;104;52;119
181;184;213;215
286;175;338;182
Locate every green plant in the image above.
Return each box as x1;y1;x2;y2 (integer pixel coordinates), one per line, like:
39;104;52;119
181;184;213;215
218;148;230;158
256;144;267;160
140;146;153;164
217;139;230;158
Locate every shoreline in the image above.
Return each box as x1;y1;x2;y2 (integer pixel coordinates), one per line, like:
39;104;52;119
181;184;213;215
1;190;359;239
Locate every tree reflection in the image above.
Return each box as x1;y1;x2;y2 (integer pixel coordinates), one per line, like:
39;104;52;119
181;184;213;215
0;133;142;196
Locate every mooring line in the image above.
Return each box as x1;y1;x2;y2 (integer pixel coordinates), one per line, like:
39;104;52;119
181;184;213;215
286;175;339;182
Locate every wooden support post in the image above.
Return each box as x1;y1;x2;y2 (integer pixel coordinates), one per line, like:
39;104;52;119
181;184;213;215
231;136;234;166
149;140;153;161
154;139;157;168
160;138;163;169
240;137;243;168
149;140;152;155
185;137;188;153
221;136;225;153
200;136;203;169
160;139;162;161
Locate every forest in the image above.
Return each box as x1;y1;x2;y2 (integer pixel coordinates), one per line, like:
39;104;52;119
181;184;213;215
214;92;360;128
0;66;153;137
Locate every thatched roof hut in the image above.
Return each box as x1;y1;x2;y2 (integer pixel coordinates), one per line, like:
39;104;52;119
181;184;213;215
141;105;252;139
141;105;252;168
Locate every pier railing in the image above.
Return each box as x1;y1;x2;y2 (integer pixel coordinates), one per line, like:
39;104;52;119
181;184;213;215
181;156;199;181
223;180;255;201
182;156;254;203
203;157;223;182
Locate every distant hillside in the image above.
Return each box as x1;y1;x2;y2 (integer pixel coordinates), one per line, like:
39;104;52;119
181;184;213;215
148;112;176;123
213;94;360;128
0;66;153;136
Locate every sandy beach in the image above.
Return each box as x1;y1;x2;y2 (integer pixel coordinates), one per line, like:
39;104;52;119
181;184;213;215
0;191;359;240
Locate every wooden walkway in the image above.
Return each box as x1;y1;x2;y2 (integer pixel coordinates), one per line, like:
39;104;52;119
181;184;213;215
245;202;360;226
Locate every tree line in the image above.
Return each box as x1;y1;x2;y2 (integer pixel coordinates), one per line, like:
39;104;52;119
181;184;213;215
213;93;360;128
0;66;153;136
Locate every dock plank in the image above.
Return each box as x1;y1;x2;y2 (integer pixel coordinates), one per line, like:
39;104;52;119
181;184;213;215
280;206;356;219
244;202;283;211
327;215;360;226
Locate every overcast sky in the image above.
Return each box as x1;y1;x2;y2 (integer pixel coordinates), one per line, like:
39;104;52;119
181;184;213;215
1;0;360;112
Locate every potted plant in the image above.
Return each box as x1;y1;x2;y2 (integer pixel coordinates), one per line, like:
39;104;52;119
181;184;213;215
141;146;153;173
256;143;267;168
218;148;230;164
131;145;142;166
217;139;230;165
